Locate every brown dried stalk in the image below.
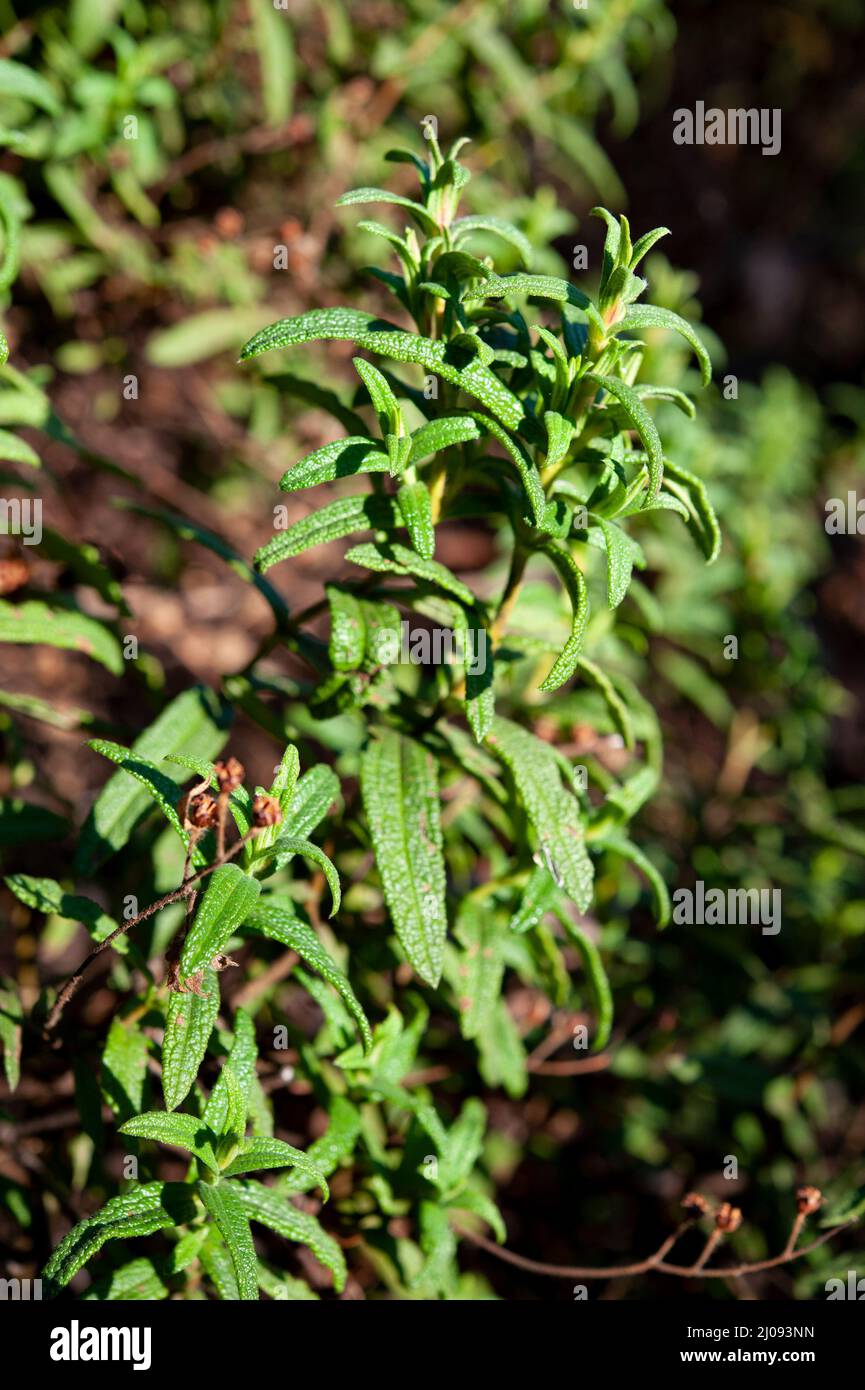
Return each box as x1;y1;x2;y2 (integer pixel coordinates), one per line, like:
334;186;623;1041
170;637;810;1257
453;1188;853;1284
44;826;259;1034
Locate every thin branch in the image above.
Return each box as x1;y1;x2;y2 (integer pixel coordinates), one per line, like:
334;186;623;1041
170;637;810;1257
528;1054;612;1076
44;828;258;1033
454;1218;856;1282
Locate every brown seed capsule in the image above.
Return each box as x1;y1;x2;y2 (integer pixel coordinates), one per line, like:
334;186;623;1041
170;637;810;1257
796;1185;823;1216
178;791;220;829
252;793;282;828
715;1202;742;1233
681;1191;711;1218
214;756;245;792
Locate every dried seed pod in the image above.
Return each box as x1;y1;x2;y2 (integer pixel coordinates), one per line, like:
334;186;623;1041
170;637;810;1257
214;756;245;792
715;1202;742;1233
252;793;282;828
681;1191;711;1218
177;791;220;829
796;1185;823;1216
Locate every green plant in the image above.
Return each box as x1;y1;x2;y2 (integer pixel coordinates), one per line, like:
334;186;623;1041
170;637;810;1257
3;123;860;1301
18;135;723;1295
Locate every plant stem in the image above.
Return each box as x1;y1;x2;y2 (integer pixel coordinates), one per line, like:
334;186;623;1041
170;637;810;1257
452;1218;855;1282
44;828;259;1034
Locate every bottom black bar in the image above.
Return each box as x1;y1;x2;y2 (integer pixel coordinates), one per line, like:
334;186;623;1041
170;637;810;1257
3;1295;862;1375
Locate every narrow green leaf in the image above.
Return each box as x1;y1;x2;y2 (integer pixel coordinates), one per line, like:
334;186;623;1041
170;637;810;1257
270;836;341;917
576;656;634;749
76;687;230;875
204;1009;258;1136
353;356;402;438
449;1188;506;1244
661;457;721;563
360;730;448;987
180;864;262;978
629;226;671;269
487;717;593;912
222;1136;329;1197
508;864;557;933
539;544;589;692
440;1098;487;1194
0;58;60;115
119;1111;220;1172
595;833;670;928
327;585;367;671
468;412;546;527
553;907;613;1050
283;765;340;839
101;1017;148;1121
345;539;474;606
409;415;480;462
411;1200;457;1295
162;968;220;1112
117;502;289;625
452;215;531;264
477;998;527;1098
43;1183;197;1289
233;1179;347;1292
336;186;439;234
83;1257;169;1302
198;1181;259;1300
240;309;523;429
0;983;22;1091
279;437;389;492
594;517;641;608
6;873;123;950
255;493;400;573
251;0;294;126
616;304;711;387
245;898;371;1051
462;273;589;309
585;373;664;501
452;902;505;1041
397;479;435;559
278;1096;362;1194
85;738;189;850
0;600;122;674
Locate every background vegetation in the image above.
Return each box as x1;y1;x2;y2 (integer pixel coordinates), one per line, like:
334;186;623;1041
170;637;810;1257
0;0;863;1300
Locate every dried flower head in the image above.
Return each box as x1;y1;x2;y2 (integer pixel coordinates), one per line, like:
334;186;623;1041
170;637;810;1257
177;791;220;829
715;1202;742;1233
681;1191;711;1218
796;1185;823;1216
214;757;245;792
252;793;282;828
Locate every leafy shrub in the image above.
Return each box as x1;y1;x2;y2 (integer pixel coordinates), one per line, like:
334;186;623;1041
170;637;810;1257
2;136;734;1299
